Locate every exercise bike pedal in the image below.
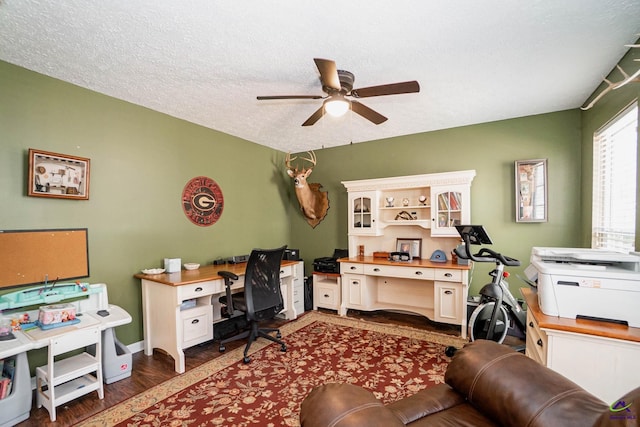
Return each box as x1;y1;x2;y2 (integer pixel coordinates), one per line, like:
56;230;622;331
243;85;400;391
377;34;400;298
444;346;458;357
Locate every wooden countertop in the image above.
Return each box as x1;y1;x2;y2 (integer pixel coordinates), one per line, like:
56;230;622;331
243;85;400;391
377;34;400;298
521;288;640;343
338;256;471;270
134;260;300;287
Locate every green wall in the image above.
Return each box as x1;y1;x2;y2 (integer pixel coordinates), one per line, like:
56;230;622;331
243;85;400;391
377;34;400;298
289;110;583;293
0;61;293;350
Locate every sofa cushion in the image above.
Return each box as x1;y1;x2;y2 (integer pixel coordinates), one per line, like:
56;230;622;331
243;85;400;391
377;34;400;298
300;383;404;427
386;383;465;422
445;340;608;427
387;383;496;426
403;403;498;427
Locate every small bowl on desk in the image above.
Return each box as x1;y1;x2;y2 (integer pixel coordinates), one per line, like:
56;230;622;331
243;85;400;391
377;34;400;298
184;263;200;271
141;268;165;275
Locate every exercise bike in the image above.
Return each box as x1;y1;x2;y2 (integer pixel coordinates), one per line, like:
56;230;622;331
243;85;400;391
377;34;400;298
445;225;528;357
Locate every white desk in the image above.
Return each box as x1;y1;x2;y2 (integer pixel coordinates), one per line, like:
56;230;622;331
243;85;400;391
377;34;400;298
339;257;471;338
135;260;304;374
0;284;131;427
0;305;130;358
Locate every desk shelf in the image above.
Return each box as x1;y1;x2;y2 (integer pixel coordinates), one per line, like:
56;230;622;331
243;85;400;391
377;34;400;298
0;282;96;311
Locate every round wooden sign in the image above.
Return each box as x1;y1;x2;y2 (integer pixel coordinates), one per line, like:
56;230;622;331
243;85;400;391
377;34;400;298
182;176;224;226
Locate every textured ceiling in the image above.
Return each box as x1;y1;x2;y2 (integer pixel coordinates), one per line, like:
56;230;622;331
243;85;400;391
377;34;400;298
1;0;639;153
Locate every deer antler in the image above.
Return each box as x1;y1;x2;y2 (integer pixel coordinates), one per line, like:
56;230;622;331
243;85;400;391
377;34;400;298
285;151;316;172
299;151;317;169
285;152;298;171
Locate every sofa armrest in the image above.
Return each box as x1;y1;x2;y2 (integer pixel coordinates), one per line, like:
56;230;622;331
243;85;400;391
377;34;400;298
445;340;608;427
386;383;466;424
300;383;404;427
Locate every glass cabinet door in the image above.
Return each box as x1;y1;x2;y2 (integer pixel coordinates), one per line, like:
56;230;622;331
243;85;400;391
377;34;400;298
432;185;468;236
349;192;379;235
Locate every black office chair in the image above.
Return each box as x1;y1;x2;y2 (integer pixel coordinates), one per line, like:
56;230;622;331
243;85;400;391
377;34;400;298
217;245;288;363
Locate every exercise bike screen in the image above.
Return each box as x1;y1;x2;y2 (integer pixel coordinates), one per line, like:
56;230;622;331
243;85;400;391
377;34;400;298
455;225;493;245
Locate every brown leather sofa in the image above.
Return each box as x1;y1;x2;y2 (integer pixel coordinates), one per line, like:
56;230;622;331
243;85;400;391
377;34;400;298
300;340;640;427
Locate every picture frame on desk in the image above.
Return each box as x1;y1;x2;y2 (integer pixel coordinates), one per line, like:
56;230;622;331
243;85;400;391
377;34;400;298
28;148;90;200
396;238;422;259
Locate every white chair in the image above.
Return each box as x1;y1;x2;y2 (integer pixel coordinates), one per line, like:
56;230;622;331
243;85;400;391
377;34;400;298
35;326;104;421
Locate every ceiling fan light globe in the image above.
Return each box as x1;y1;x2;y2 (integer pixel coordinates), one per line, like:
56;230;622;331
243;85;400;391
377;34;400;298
324;99;350;117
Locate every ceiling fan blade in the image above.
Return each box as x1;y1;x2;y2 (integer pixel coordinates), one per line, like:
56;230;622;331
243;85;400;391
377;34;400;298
257;95;323;100
301;106;325;126
351;81;420;98
350;100;387;125
313;58;341;92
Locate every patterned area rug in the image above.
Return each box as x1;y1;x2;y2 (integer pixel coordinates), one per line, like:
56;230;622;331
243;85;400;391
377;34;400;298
78;311;467;427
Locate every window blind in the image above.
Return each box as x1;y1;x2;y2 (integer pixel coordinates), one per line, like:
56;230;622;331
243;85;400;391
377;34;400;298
591;103;637;252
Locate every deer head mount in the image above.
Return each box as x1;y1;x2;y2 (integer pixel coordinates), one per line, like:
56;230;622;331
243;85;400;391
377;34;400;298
285;151;329;228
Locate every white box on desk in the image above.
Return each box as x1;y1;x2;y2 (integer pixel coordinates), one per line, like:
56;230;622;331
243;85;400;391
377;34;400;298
164;258;181;273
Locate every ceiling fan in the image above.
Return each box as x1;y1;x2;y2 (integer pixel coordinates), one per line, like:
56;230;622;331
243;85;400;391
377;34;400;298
257;58;420;126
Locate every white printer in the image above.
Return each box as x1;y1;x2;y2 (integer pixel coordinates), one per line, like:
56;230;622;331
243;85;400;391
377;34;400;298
530;247;640;328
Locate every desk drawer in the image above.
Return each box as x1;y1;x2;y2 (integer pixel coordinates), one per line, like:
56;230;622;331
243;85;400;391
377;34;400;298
340;263;364;274
181;305;213;348
314;281;340;310
434;269;462;282
526;310;547;365
364;264;434;280
279;265;292;278
178;281;218;301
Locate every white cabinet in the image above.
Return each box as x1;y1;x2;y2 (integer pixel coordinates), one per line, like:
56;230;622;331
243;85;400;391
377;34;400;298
313;273;341;311
523;289;640;404
348;191;381;236
434;281;463;324
342;274;369;310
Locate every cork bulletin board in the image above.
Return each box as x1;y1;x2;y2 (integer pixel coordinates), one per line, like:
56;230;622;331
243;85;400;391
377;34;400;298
0;228;89;289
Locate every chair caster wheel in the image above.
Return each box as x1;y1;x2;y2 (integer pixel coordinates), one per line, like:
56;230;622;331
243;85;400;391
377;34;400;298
445;346;457;357
280;344;287;352
219;344;226;352
243;356;251;364
276;331;282;339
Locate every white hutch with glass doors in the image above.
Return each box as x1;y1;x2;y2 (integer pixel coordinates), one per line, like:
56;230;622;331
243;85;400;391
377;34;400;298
339;170;476;338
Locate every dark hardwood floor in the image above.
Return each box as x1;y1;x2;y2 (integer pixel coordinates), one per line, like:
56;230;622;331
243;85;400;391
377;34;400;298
17;309;521;426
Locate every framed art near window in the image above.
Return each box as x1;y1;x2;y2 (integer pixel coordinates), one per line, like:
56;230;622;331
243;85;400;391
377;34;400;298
515;159;547;222
28;149;90;200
